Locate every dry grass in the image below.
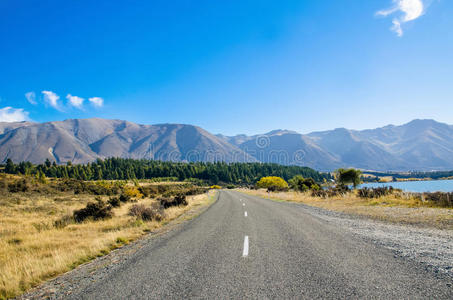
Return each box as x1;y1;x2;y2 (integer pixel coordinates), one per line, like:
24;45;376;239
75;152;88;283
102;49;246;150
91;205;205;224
0;187;215;299
239;189;453;230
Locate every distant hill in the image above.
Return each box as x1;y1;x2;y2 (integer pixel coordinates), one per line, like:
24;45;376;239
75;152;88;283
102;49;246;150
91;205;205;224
1;118;453;171
221;119;453;171
0;118;255;164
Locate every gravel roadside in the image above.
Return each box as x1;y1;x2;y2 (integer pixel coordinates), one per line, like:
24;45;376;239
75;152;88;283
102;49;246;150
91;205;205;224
300;204;453;278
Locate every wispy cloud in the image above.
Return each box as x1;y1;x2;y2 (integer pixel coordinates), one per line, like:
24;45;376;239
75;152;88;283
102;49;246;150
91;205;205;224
376;0;425;37
42;90;62;110
66;94;84;109
0;107;30;122
89;97;104;108
25;92;37;105
25;90;104;113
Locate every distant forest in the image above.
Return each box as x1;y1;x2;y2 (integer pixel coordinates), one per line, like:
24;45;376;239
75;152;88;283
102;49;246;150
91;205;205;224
366;170;453;180
1;158;331;184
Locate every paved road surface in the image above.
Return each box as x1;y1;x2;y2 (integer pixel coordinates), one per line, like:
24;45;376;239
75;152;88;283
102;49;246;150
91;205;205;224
71;190;452;299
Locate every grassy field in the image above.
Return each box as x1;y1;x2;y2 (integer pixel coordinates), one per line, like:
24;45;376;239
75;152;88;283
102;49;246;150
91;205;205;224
239;189;453;230
0;175;215;299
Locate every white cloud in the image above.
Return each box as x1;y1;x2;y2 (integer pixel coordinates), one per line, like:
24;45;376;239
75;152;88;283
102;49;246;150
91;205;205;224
25;91;37;105
42;90;62;110
89;97;104;108
376;0;425;37
66;94;84;109
0;107;30;122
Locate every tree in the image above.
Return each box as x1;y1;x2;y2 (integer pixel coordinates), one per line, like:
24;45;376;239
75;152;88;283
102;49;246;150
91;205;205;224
45;158;52;168
5;159;16;174
335;168;362;188
256;176;288;191
288;175;320;192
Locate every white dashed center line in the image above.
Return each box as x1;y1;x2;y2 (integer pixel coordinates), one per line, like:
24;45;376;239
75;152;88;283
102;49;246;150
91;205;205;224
244;211;247;217
242;203;245;207
243;236;249;257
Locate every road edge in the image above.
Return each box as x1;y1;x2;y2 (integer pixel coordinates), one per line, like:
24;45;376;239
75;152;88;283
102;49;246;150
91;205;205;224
17;191;219;300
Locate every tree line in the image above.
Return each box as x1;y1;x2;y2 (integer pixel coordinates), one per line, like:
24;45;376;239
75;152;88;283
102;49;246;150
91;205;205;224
366;170;453;181
1;158;331;184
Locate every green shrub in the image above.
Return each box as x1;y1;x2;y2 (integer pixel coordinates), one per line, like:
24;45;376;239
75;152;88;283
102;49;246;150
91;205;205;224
73;199;113;222
8;178;31;193
288;175;320;192
158;194;188;208
357;187;394;198
54;215;75;228
108;196;121;207
52;179;121;195
422;192;453;208
128;204;164;221
311;185;349;198
138;185;159;198
184;187;208;196
119;194;132;203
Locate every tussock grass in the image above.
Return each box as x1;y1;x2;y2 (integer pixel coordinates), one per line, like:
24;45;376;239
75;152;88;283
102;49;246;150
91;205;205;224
240;189;453;229
0;183;214;299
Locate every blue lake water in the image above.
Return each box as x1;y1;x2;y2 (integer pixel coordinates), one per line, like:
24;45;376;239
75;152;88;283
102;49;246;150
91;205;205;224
359;180;453;193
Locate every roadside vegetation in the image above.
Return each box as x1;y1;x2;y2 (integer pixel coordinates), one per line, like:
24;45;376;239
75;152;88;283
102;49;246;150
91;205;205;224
242;171;453;229
0;174;216;299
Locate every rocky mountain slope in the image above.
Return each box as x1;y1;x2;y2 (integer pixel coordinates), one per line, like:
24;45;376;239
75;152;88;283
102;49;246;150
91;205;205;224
1;118;452;171
222;119;453;171
0;118;255;164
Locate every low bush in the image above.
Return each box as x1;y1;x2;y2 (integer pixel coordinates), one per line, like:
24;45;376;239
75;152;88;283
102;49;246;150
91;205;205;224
51;179;122;195
7;178;31;193
184;187;208;196
73;198;113;222
123;186;144;199
357;186;395;198
54;215;75;229
128;204;164;221
288;176;320;192
119;194;132;203
108;196;121;207
311;185;349;198
267;185;289;192
158;194;188;208
161;186;207;197
139;185;159;198
421;192;453;208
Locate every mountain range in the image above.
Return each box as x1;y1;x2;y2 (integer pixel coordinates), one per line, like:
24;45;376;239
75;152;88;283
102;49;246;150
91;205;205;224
1;118;453;171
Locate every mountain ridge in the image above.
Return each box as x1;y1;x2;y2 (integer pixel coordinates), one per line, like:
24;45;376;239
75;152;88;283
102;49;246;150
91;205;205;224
1;118;452;171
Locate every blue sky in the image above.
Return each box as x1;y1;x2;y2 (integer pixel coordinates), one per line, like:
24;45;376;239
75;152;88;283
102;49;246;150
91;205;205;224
0;0;452;135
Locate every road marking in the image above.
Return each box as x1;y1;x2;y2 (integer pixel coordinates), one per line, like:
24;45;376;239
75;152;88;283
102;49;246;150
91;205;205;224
243;236;249;257
242;203;245;207
244;211;247;217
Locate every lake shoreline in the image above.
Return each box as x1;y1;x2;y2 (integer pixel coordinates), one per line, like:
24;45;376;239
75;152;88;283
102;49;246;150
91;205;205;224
359;179;453;193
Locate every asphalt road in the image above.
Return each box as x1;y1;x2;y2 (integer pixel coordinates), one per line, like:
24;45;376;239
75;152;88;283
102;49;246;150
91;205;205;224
72;190;452;299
